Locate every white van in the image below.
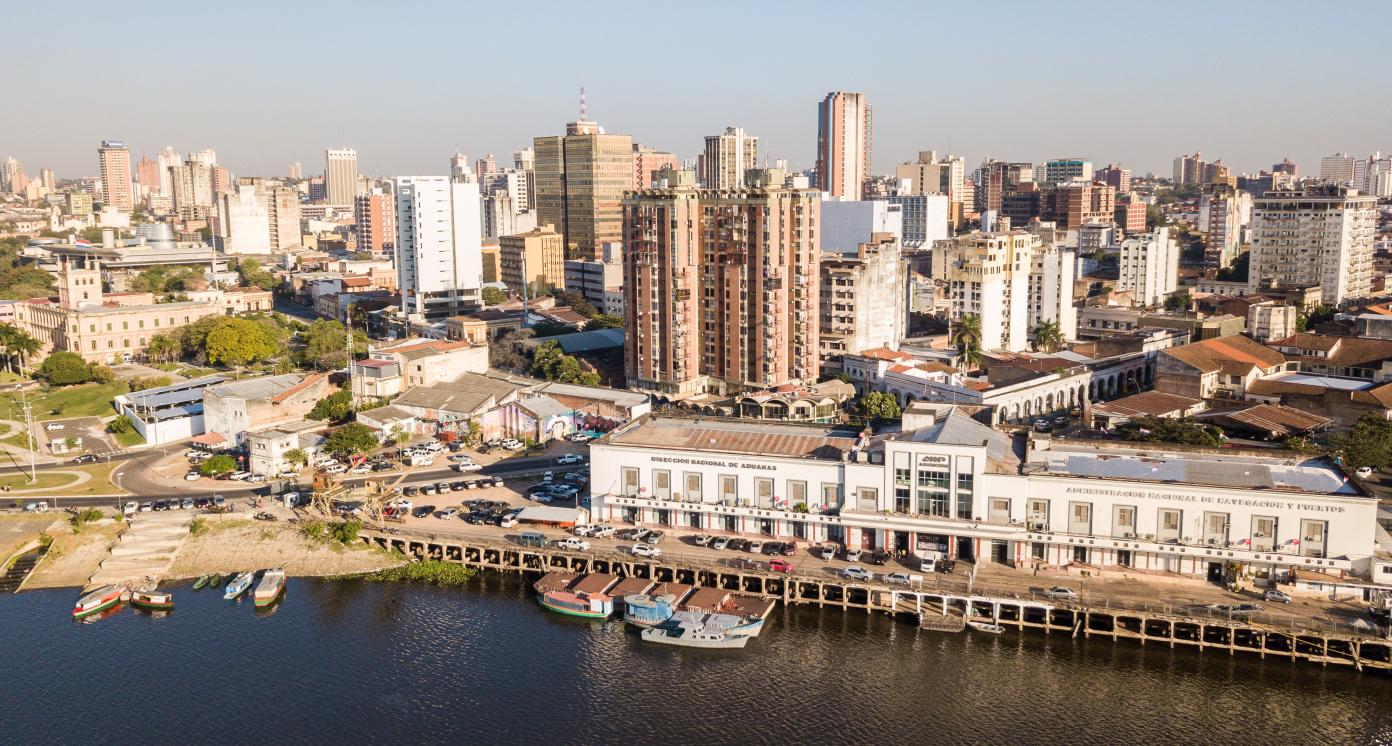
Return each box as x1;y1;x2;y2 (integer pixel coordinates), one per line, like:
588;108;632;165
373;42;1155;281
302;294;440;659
408;452;435;467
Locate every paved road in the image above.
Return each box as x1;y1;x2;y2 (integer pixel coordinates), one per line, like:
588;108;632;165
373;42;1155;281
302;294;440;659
273;298;321;325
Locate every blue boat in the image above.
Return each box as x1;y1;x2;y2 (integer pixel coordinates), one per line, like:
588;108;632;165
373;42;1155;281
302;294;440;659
623;593;677;627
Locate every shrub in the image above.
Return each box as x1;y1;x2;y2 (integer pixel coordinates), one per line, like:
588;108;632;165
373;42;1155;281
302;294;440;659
300;520;327;542
332;519;361;544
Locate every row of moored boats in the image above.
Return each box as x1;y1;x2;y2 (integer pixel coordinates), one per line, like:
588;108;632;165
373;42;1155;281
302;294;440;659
536;586;764;649
71;568;287;619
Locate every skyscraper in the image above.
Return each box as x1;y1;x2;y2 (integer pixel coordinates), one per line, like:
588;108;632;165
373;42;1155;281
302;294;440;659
354;188;396;255
289;162;302;180
98;140;134;212
815;91;872;199
474;154;497;182
265;186;301;250
623;169;821;395
324;148;359;205
701;127;759;189
156;147;180;196
393;176;484;320
1;157;21;195
1248;184;1376;305
533;106;633;260
1318;153;1357;184
135;156;161;195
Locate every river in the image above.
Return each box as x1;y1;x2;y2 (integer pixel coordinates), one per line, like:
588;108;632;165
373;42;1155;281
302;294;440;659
3;573;1390;744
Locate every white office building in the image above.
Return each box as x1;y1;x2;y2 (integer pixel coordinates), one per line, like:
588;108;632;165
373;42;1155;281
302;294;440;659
1248;185;1377;306
885;194;949;246
394;176;485;321
325;147;359;205
1117;227;1179;307
937;231;1074;353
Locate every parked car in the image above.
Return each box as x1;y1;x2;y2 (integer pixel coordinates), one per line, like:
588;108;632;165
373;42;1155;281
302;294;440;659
542;471;554;482
566;432;590;443
1263;589;1293;604
841;566;874;582
778;542;796;556
768;559;793;573
572;524;595;537
44;422;63;431
711;537;730;550
453;461;482;473
465;511;489;525
500;439;524;451
322;464;347;475
138;502;153;513
630;543;662;559
1043;586;1079;601
563;471;586;484
498;513;519;528
615;528;645;542
421;485;437;495
121;501;137;516
556;537;591;551
402;486;420;497
761;541;782;556
844;548;863;563
867;550;890;566
556;453;584;466
185;472;201;481
747;539;764;554
212;495;226;508
180;498;195;510
691;534;713;547
71;453;98;464
1356;466;1374;479
22;501;50;513
515;531;547;548
590;525;616;538
437;507;460;520
1053;415;1070;428
643;530;665;544
489;476;504;487
412;505;436;518
886;572;925;585
152;500;169;511
348;465;371;475
1033;419;1052;433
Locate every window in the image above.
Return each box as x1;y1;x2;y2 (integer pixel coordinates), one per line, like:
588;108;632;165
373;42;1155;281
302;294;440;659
1300;519;1327;558
621;467;639;496
955;458;974;519
820;483;839;509
1068;501;1092;535
1251;516;1277;552
916;469;950;516
720;475;737;504
988;498;1010;524
1027;499;1049;529
857;487;878;511
1158;509;1182;542
1113;505;1136;537
1031;542;1045;560
755;477;773;509
684;472;703;503
1203;512;1230;546
654;470;670;500
787;480;807;509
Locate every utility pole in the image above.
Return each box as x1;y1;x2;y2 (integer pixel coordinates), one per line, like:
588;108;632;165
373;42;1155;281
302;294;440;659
18;390;36;484
344;305;357;406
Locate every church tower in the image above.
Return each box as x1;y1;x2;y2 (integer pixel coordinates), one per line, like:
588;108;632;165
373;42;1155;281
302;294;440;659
57;255;103;309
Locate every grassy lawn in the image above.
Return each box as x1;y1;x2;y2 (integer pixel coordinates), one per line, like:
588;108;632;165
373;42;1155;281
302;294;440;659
1;431;36;451
0;371;24;385
113;429;145;448
0;381;129;421
0;470;80;491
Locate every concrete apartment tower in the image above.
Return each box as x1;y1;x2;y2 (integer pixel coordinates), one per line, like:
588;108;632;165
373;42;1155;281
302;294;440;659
1248;184;1376;306
354;188;396;255
98;140;134;212
393;176;484;321
702;127;759;189
1117;227;1179;307
324;148;359;205
815;92;872;199
936;231;1073;353
533;94;634;261
623;168;821;396
819;234;907;366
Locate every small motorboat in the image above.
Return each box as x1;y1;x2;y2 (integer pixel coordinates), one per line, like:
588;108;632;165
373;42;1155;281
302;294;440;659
253;568;286;607
192;574;210;591
640;619;750;649
223;571;254;600
130;588;174;611
208;572;223;588
967;621;1005;634
72;585;123;618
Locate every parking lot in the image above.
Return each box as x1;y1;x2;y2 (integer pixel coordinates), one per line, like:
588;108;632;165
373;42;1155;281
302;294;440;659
37;416;116;456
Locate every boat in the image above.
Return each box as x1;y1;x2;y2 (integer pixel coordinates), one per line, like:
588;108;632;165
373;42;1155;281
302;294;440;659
253;568;286;607
192;574;210;591
72;585;123;618
622;593;677;627
539;590;613;619
208;572;223;588
967;621;1004;634
672;610;766;638
130;588;174;611
640;619;750;649
223;571;254;600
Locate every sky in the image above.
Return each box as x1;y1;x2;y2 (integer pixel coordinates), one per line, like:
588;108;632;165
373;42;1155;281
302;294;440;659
4;0;1390;181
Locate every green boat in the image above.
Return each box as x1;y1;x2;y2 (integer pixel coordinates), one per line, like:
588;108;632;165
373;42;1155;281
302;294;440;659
192;574;210;590
539;590;613;619
208;573;223;588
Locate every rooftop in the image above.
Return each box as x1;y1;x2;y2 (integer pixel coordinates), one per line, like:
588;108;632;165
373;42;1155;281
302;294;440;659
206;373;310;401
1162;335;1287;375
1091;390;1203;418
604;416;862;461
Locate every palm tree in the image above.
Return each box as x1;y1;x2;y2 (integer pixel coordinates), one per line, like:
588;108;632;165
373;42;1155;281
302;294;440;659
1033;320;1063;354
950;314;983;373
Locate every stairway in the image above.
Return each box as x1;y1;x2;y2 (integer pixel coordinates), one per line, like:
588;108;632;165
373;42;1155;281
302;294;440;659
87;512;195;590
0;547;45;593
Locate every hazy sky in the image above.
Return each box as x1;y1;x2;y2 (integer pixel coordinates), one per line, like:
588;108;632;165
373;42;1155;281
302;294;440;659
5;0;1389;181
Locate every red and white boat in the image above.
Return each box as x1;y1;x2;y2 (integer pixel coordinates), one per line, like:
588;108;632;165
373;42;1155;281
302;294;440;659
130;588;174;611
72;585;123;618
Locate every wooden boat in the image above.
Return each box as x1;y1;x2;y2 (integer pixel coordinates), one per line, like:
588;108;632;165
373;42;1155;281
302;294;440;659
967;621;1004;634
539;590;613;619
130;588;174;611
208;573;223;588
224;571;254;600
72;585;123;618
622;593;677;627
640;619;750;649
671;610;765;638
253;568;286;607
192;574;210;591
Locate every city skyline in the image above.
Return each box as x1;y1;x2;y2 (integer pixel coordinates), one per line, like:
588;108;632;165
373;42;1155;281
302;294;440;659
4;1;1390;179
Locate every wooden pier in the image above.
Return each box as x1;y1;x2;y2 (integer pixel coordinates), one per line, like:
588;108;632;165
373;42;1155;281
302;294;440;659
360;530;1392;672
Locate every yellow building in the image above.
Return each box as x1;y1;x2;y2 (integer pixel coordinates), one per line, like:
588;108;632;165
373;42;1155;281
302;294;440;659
533;118;632;260
499;225;565;294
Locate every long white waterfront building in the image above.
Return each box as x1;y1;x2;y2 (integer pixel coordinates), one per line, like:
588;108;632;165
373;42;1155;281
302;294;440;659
589;405;1378;584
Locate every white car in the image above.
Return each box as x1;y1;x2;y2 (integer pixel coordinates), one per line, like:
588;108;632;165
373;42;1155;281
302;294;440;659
885;572;924;585
278;470;301;479
44;423;63;431
1356;466;1374;479
566;432;590;443
542;471;554;482
453;461;482;473
844;549;863;563
314;457;338;467
589;525;616;538
389;498;414;512
121;501;137;516
630;543;662;559
556;453;585;466
1043;586;1079;601
349;465;371;474
228;471;251;481
323;464;347;475
711;537;730;551
499;515;519;528
184;472;201;481
556;537;591;551
501;439;524;451
841;566;874;582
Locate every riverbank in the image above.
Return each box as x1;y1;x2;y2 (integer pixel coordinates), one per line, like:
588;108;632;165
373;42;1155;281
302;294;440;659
20;516;405;590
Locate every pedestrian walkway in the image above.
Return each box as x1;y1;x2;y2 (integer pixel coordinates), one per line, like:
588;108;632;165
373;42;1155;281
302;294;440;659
0;418;60;466
87;511;195;590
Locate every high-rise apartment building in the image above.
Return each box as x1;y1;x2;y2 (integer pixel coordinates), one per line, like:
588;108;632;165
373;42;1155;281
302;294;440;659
936;231;1074;353
1040;158;1093;185
216;186;271;254
533;116;633;260
1248;184;1377;306
2;157;21;194
98;140;134;212
815;91;872;199
1318;153;1357;184
633;145;680;190
884;194;949;245
393;176;484;320
975;160;1034;214
894;150;966;228
135;156;160;195
212;166;233;195
170;159;215;212
701;127;759;189
474;154;497;183
156;147;180;196
623;169;821;395
353;188;396;255
499;225;565;294
1198;184;1248;271
819;234;906;365
289;162;302;180
513;147;535;209
450;152;471;183
1172;152;1228;187
324;148;359;205
1096;164;1132;192
265;186;301;250
1117;227;1179;307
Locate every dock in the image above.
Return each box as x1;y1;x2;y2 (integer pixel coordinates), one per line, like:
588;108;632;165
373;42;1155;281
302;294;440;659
363;529;1392;672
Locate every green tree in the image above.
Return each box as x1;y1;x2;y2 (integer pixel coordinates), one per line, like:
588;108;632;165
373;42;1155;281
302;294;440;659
307;389;353;422
37;351;93;385
835;372;853;384
324;422;380;458
0;322;41;373
284;448;308;468
200;454;238;476
859;391;902;421
1328;415;1392;470
950;314;983;373
108;415;134;435
481;286;507;305
1215;252;1250;282
586;313;624;329
302;319;368;369
549;289;597;318
1296;304;1336;333
89;365;114;384
145;334;181;364
236;258;278;291
1117;416;1223;447
1033;320;1063;353
388;423;410;446
1164;291;1192;312
465;420;481;446
205;317;279;366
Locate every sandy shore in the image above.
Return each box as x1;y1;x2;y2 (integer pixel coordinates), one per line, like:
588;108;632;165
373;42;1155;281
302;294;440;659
17;515;404;590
